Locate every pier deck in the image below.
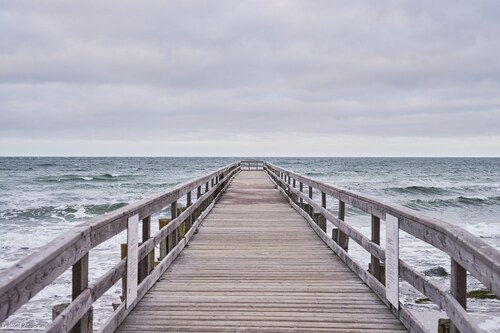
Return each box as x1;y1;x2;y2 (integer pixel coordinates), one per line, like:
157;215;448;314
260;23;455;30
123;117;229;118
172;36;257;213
116;171;406;332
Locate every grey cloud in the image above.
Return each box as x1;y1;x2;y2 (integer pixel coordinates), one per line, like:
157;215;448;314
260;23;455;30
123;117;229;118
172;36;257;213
1;1;499;155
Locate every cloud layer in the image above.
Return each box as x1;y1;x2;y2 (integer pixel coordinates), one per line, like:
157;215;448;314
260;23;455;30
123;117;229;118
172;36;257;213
1;1;499;156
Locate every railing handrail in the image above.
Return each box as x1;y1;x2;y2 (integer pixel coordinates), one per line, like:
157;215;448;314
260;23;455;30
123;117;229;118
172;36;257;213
0;162;240;330
240;160;264;171
264;162;500;333
265;162;500;294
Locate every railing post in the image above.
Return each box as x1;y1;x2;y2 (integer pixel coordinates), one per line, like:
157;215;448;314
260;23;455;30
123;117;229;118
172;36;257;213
450;259;467;333
186;192;193;231
299;182;303;208
308;186;314;218
317;192;327;232
71;254;92;333
159;218;171;260
139;216;152;282
205;181;209;209
169;201;178;252
370;215;382;282
333;200;348;251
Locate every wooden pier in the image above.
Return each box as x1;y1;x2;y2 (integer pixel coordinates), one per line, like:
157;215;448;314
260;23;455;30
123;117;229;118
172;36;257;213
1;161;499;332
116;171;406;332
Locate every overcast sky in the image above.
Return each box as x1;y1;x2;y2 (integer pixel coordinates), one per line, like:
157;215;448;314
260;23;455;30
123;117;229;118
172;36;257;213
1;1;499;156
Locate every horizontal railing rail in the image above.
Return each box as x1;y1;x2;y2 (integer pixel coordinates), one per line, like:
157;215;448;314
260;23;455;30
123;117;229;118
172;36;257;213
264;162;500;333
240;160;264;171
0;162;241;332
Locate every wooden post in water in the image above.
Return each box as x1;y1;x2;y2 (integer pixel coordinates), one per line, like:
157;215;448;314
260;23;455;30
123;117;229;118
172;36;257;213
450;259;467;333
177;206;187;239
158;218;171;260
370;215;382;282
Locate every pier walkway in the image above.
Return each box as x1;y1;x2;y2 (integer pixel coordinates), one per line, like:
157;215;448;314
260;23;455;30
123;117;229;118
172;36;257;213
116;171;406;332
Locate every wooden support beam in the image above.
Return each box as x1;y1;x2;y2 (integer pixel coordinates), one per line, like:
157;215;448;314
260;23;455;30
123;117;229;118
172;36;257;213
158;219;171;260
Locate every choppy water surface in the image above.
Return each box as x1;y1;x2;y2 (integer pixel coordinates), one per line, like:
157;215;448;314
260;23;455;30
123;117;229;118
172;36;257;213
1;157;499;329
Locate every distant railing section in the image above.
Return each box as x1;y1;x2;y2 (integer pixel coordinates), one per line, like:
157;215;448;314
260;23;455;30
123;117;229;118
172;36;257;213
265;162;500;333
240;160;264;171
0;162;241;333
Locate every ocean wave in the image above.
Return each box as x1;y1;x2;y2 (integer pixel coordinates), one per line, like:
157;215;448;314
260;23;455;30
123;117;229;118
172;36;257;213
305;172;326;177
1;202;128;221
35;173;129;183
83;202;128;215
405;196;500;210
388;186;451;195
36;163;58;167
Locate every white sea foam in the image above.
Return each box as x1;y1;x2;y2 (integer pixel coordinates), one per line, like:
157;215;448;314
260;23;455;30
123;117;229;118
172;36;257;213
477;315;500;332
464;222;500;239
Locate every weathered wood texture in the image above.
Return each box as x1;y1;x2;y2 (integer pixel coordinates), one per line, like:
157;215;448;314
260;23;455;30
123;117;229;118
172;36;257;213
116;171;406;332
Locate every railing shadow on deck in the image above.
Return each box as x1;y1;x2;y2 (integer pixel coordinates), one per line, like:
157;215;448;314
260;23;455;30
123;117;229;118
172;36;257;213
265;162;500;333
0;162;241;333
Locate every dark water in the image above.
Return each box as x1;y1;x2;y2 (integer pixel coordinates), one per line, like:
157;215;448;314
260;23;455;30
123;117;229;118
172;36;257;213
1;157;499;329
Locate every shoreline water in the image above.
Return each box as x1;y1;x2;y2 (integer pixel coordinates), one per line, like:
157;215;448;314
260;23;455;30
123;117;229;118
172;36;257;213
1;157;499;330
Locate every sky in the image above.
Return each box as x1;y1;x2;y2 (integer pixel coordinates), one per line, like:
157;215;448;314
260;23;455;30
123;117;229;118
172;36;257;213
1;1;499;157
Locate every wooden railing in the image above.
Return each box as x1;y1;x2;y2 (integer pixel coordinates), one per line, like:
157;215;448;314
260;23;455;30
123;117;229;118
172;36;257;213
240;160;264;171
0;162;240;333
265;162;500;333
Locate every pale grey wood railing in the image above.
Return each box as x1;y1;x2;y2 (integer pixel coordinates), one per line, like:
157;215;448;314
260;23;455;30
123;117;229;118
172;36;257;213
0;162;240;333
265;162;500;333
240;160;264;170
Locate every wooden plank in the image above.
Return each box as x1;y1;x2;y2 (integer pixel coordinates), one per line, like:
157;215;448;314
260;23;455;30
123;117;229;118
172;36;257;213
116;171;406;333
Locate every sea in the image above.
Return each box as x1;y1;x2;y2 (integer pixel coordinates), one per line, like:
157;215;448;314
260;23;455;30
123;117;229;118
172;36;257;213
1;157;499;330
